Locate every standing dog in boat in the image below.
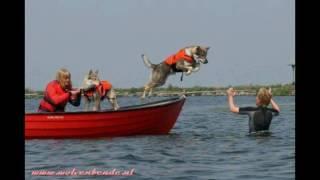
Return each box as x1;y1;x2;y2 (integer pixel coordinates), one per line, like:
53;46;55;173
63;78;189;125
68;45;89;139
141;45;210;99
82;70;120;111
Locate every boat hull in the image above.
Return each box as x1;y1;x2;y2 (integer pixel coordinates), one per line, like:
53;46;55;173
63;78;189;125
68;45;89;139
25;96;185;139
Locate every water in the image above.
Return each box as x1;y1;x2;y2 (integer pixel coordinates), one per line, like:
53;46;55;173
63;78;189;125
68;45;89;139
25;96;295;180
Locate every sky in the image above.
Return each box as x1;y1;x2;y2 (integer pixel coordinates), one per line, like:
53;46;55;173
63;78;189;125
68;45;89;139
25;0;295;90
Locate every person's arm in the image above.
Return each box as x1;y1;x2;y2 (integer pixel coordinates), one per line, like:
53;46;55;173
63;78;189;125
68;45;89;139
270;98;280;113
268;88;280;112
227;88;239;113
46;83;70;105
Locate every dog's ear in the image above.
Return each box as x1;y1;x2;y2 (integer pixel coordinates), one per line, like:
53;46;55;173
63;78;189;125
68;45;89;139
192;46;200;54
89;69;93;75
95;70;99;75
205;46;210;51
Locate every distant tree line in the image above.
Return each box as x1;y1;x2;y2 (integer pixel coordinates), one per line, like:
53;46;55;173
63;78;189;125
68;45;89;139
25;83;295;97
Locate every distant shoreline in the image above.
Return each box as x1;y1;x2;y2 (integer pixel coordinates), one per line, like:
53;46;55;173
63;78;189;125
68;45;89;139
25;84;295;98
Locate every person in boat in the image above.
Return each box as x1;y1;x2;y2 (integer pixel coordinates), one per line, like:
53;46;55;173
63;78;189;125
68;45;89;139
38;68;81;112
226;87;280;134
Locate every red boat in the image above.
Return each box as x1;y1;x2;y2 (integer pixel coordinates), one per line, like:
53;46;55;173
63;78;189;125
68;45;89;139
25;96;186;139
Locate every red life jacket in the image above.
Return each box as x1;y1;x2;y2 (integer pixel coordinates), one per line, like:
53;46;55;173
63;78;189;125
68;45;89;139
164;49;194;65
84;80;112;100
38;80;70;112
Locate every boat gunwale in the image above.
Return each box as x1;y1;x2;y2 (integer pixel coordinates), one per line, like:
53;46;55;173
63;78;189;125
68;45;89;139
26;95;186;115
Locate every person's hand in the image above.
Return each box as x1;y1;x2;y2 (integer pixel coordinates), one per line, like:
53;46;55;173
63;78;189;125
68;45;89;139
268;87;273;97
70;88;80;94
226;88;236;97
83;84;96;92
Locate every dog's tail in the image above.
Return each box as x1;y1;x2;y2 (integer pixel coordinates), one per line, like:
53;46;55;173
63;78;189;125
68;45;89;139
141;54;156;69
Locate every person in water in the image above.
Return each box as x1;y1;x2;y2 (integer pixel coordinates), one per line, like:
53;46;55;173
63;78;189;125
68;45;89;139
38;68;81;112
226;87;280;133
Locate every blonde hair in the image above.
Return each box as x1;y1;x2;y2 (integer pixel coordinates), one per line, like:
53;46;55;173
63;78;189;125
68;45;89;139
55;68;71;90
257;88;272;106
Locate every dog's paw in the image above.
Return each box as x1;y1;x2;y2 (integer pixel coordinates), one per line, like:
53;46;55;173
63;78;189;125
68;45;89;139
113;105;120;111
192;66;200;72
186;70;192;75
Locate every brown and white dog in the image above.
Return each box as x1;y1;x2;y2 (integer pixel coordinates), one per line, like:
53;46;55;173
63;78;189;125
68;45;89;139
82;70;119;111
141;45;210;99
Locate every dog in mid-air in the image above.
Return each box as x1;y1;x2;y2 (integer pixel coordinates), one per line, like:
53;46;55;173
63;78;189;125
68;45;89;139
82;70;119;111
141;45;210;99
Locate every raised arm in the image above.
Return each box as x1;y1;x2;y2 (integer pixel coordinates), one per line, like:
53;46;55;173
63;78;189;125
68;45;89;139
268;88;280;112
227;88;239;113
270;98;280;112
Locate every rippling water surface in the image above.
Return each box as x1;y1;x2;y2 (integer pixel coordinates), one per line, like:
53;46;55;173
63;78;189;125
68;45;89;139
25;96;295;180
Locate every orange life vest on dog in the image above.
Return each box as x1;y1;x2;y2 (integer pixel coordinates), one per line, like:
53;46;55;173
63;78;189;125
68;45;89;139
84;80;112;99
164;49;194;65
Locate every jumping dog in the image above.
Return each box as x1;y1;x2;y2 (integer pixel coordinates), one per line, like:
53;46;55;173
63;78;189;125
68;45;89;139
141;45;210;99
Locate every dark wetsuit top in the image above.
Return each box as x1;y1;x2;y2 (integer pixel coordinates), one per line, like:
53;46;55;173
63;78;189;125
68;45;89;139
239;106;279;133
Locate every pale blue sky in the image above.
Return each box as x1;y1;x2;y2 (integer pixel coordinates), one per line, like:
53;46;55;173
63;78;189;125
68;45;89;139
25;0;295;90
